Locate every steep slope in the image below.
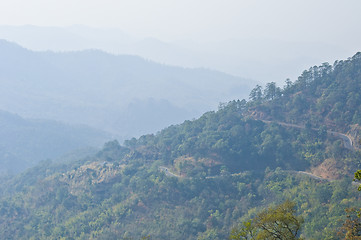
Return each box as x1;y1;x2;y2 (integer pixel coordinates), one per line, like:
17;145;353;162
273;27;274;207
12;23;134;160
1;53;361;239
0;40;253;138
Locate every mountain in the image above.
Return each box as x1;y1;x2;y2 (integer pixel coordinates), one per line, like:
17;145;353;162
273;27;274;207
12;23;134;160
1;53;361;239
0;25;134;52
0;25;352;83
0;39;253;138
0;110;111;174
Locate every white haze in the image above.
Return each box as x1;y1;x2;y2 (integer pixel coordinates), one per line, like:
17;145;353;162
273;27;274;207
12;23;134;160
0;0;360;83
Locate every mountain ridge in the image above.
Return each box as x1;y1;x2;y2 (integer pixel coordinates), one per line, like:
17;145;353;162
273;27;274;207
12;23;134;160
0;39;254;138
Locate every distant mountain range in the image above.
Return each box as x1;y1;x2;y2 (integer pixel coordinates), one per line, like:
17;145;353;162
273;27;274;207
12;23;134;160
0;25;353;83
0;39;253;138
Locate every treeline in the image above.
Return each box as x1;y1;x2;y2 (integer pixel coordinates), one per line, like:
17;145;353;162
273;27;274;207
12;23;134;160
247;52;361;132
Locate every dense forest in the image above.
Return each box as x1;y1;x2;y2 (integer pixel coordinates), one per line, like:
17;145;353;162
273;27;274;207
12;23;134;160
1;53;361;239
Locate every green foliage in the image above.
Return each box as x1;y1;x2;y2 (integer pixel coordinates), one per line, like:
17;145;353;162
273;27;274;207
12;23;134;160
354;170;361;191
229;220;256;240
338;208;361;239
249;52;361;133
249;85;263;102
0;152;358;240
253;200;303;240
230;201;303;240
2;53;361;239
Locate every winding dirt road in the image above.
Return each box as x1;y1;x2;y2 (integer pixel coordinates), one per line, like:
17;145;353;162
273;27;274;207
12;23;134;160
159;119;356;183
260;120;354;151
159;166;333;183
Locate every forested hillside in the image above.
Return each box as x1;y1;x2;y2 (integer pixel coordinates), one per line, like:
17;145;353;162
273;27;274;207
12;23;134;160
1;53;361;239
249;52;361;133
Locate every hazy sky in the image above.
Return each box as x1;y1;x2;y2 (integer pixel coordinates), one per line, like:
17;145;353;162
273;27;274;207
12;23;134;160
1;0;361;84
1;0;361;45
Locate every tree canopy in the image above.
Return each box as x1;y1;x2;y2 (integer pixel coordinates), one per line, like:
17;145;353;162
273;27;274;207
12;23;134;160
230;200;303;240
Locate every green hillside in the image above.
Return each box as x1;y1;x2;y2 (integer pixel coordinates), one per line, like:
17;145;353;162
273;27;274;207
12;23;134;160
1;53;361;239
250;52;361;133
